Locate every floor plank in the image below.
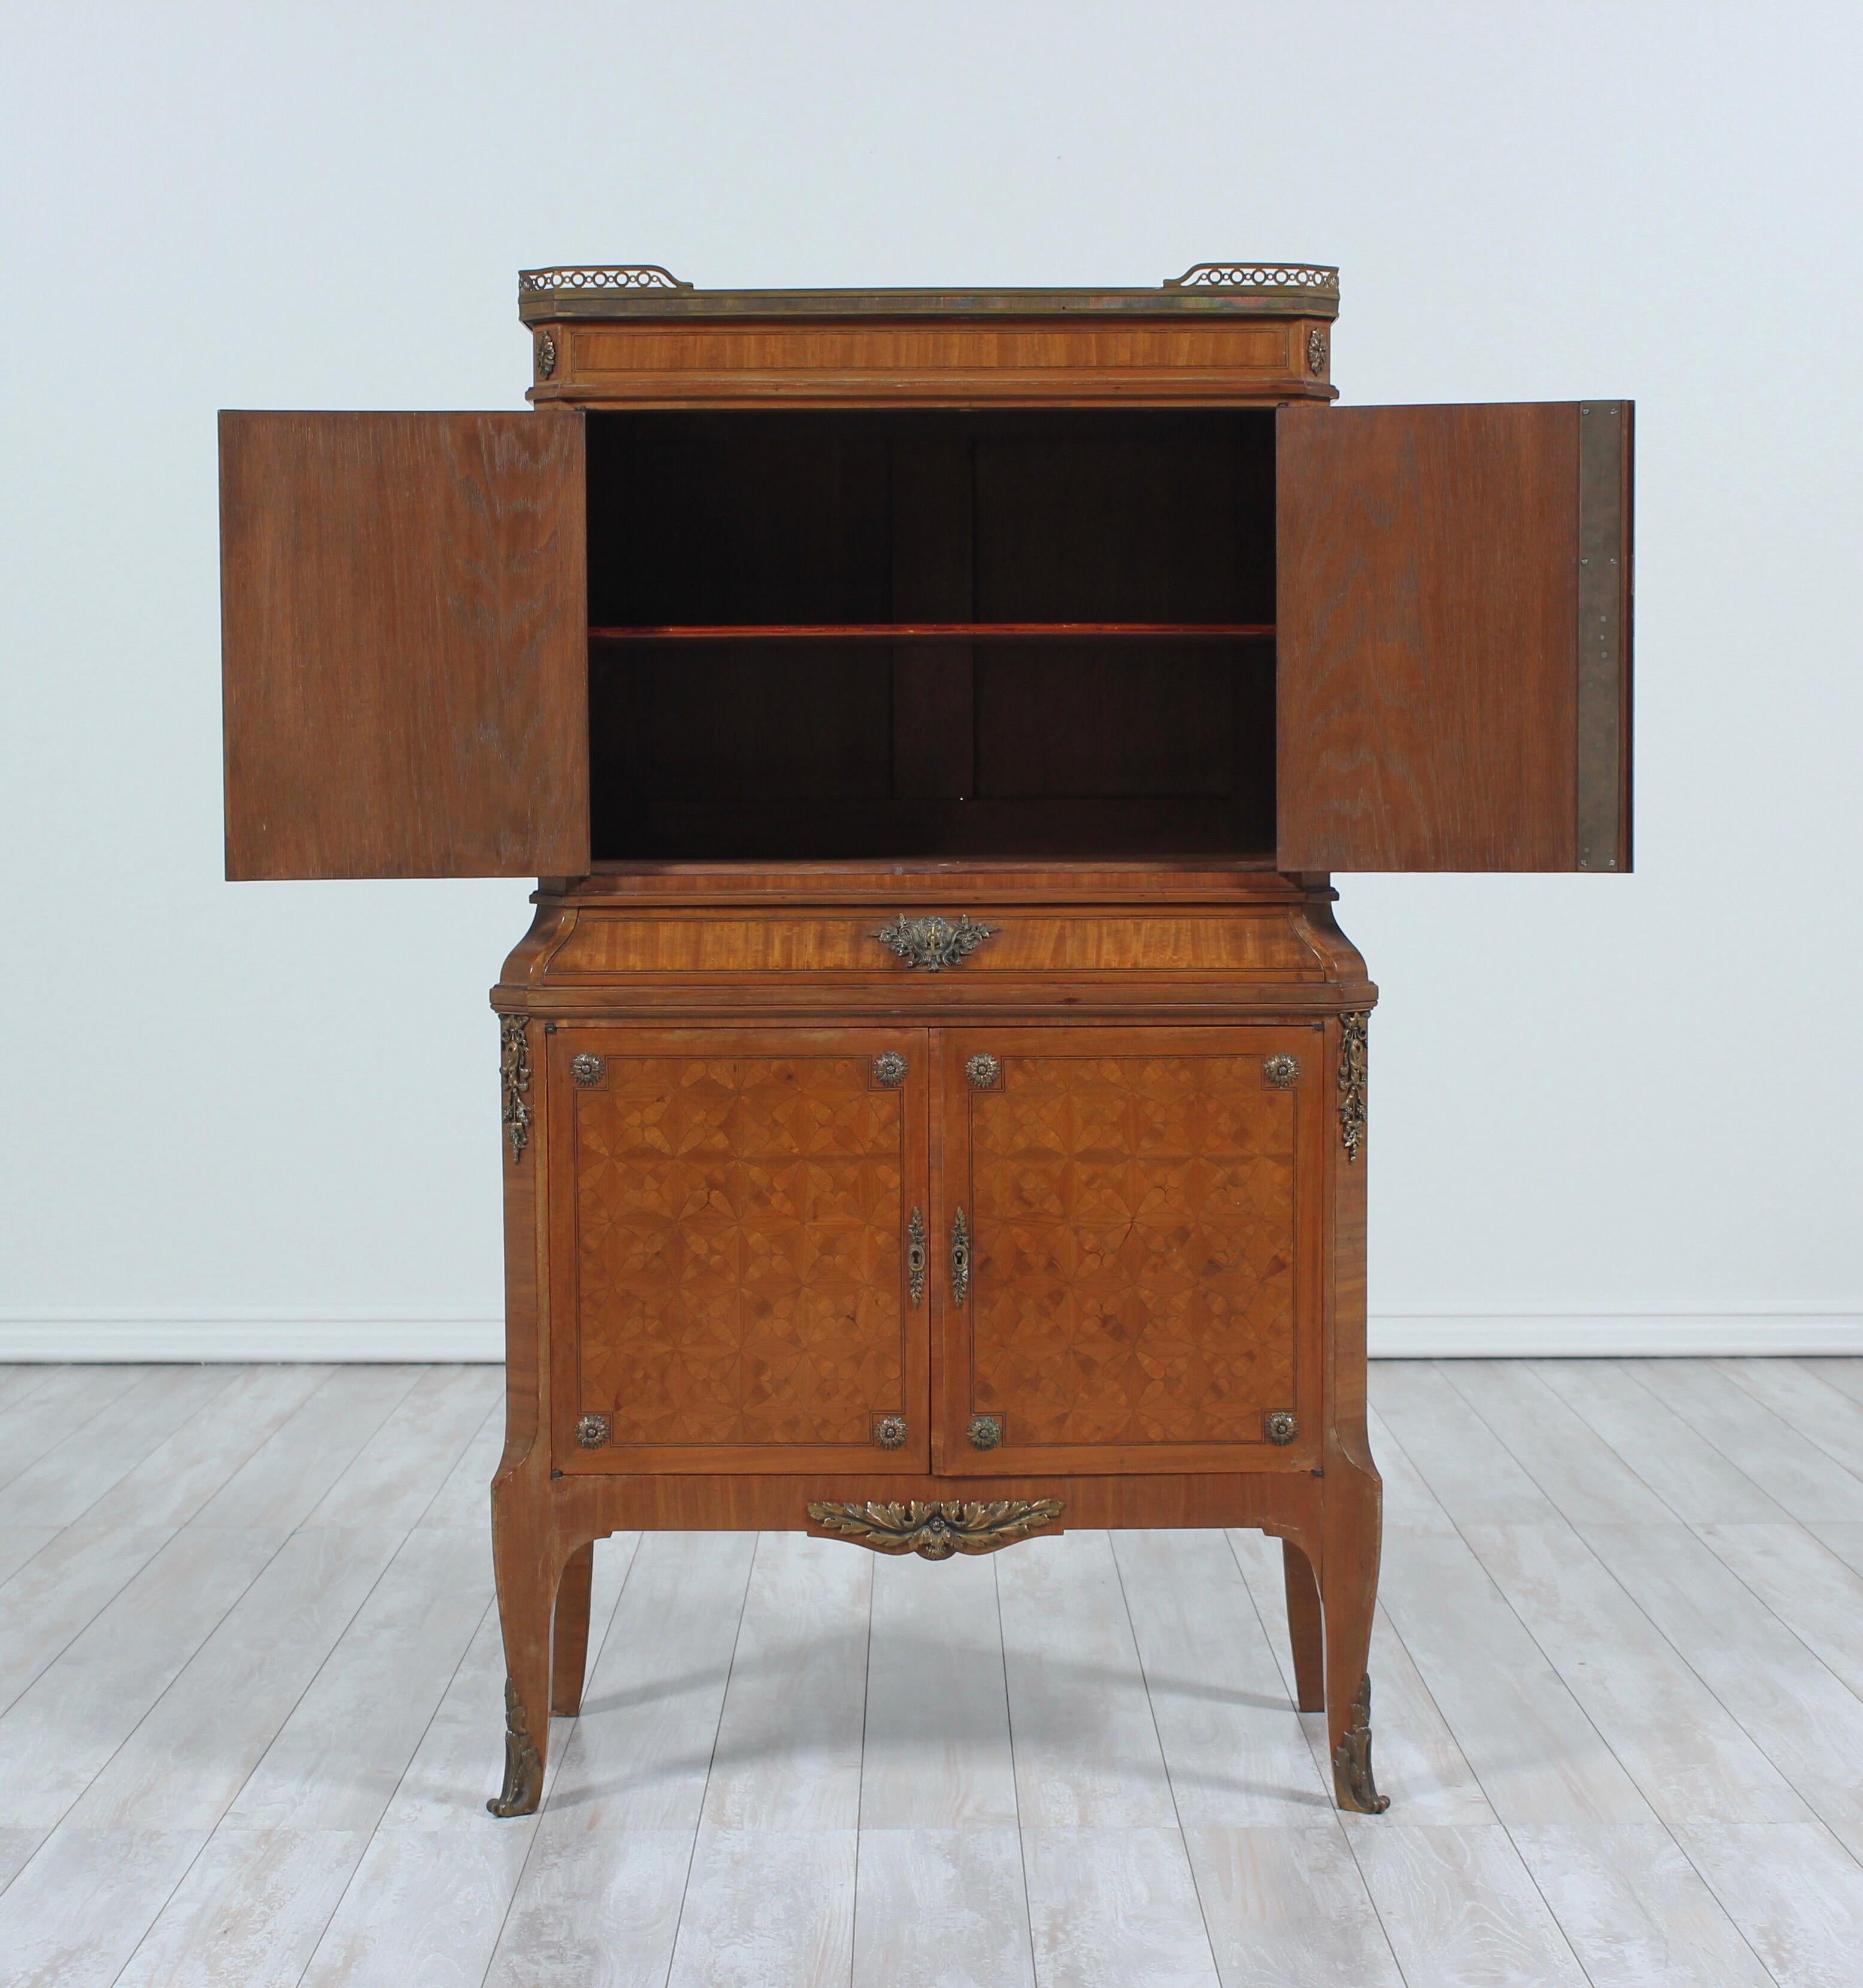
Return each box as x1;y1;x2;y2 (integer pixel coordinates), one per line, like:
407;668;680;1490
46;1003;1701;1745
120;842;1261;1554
1370;1362;1565;1527
302;1364;502;1531
75;1365;335;1532
0;1365;162;1496
1374;1528;1657;1825
1713;1358;1863;1481
1185;1823;1405;1987
665;1826;858;1988
1579;1522;1863;1855
1344;1822;1591;1987
1695;1520;1863;1700
297;1817;539;1988
861;1547;1019;1830
65;1525;402;1829
0;1526;287;1829
0;1365;239;1528
1510;1823;1774;1988
223;1524;492;1831
0;1826;209;1988
485;1825;695;1987
1533;1359;1792;1523
1442;1359;1680;1527
1116;1528;1334;1826
997;1531;1179;1828
1675;1820;1863;1988
700;1530;870;1832
187;1366;425;1532
111;1827;370;1988
1022;1825;1221;1988
1461;1520;1814;1827
852;1827;1037;1988
0;1522;176;1719
1629;1359;1863;1521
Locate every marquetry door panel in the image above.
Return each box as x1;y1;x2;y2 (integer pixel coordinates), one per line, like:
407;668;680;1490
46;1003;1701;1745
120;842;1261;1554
551;1028;930;1473
936;1027;1324;1474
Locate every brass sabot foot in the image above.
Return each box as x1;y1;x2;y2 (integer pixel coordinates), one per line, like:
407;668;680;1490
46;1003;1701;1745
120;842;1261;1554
1332;1673;1391;1814
487;1677;543;1818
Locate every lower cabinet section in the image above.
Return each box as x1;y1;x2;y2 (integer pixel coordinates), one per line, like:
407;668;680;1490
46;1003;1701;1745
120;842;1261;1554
551;1021;1323;1480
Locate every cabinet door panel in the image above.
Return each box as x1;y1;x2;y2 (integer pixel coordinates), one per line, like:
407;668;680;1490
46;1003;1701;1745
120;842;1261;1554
553;1028;930;1473
1277;399;1631;872
937;1028;1323;1474
220;410;588;878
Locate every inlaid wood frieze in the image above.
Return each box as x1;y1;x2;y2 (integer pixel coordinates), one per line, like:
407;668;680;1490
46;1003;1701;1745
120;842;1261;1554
572;1053;909;1447
965;1052;1298;1447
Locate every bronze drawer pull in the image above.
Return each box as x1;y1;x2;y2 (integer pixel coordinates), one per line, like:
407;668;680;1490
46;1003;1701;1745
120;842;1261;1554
873;913;995;971
873;1050;908;1087
968;1414;1002;1450
906;1208;927;1307
873;1415;908;1450
949;1207;971;1306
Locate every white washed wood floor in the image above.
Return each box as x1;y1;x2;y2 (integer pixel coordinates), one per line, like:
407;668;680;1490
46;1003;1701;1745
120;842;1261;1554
2;1361;1862;1986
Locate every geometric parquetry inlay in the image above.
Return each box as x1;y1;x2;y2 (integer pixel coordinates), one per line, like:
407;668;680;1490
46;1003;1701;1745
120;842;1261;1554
575;1057;904;1447
969;1055;1296;1446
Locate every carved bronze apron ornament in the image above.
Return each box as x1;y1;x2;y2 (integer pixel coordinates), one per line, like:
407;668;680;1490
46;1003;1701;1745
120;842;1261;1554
807;1498;1064;1559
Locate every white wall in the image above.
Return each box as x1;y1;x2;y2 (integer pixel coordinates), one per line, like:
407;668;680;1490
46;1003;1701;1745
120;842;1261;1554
2;1;1858;1359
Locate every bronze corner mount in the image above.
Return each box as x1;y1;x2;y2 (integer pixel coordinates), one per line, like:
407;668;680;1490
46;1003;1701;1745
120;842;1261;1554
1338;1012;1368;1162
500;1016;532;1163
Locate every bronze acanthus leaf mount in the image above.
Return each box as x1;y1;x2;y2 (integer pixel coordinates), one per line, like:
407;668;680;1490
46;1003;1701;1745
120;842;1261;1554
1338;1011;1368;1162
487;1677;543;1817
873;913;995;972
500;1016;533;1164
807;1498;1064;1560
1332;1673;1390;1813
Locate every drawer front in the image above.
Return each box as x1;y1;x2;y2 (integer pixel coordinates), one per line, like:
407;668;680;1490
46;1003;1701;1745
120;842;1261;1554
550;1027;931;1473
546;909;1323;981
935;1025;1326;1474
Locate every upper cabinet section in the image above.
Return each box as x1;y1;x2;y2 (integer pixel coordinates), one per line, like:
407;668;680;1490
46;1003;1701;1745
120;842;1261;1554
516;263;1340;409
220;412;589;879
1276;401;1633;873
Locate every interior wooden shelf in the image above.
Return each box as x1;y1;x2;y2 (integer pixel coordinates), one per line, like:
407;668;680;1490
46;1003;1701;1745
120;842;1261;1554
588;622;1275;644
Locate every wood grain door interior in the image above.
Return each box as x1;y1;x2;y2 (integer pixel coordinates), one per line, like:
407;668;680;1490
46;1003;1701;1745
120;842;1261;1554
220;410;588;878
937;1027;1322;1474
554;1028;931;1473
1276;399;1632;872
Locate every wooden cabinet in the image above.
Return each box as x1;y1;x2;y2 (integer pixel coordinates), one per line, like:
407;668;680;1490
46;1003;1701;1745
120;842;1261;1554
217;261;1631;1823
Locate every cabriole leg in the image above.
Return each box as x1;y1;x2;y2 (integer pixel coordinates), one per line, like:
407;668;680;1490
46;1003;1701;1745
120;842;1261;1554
1281;1539;1326;1713
550;1540;595;1717
1321;1463;1389;1813
488;1478;554;1818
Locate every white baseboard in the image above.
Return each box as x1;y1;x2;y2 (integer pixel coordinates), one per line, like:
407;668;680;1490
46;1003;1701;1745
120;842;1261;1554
0;1314;505;1362
0;1310;1857;1363
1367;1312;1863;1358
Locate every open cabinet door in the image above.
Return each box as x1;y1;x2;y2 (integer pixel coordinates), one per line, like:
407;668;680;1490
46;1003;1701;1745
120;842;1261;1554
1276;400;1631;872
221;411;588;878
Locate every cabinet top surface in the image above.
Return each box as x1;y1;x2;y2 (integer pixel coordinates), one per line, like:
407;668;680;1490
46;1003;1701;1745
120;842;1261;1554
516;262;1340;323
